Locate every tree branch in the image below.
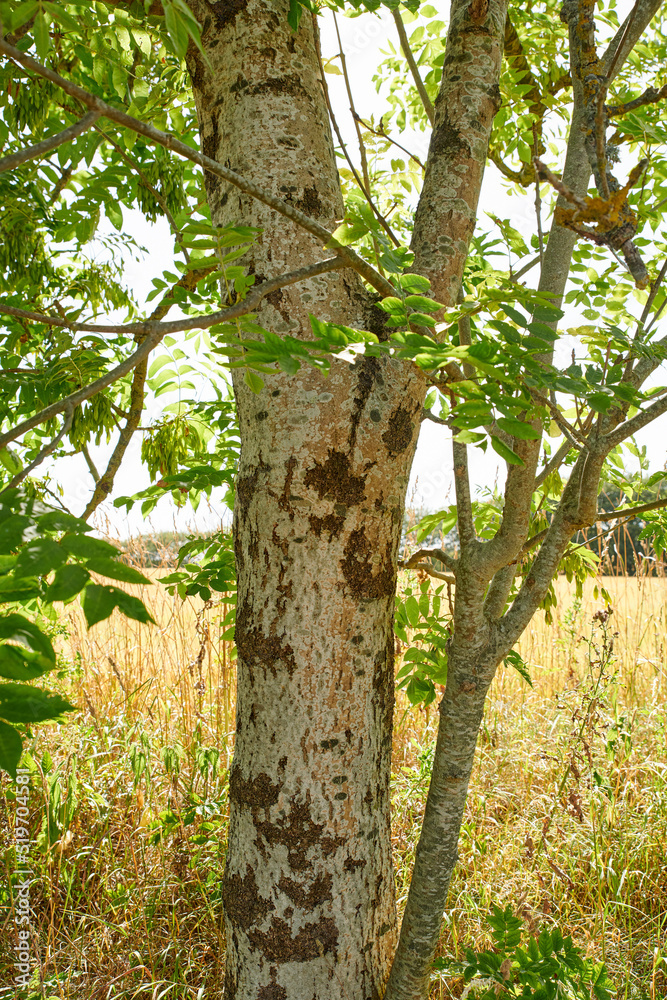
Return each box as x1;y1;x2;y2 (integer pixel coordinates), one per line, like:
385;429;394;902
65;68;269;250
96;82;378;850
0;256;346;338
607;82;667;116
1;404;74;493
402;547;459;574
312;15;399;248
0;33;396;299
602;391;667;450
534;437;575;488
0;110;101;173
0;258;346;451
399;561;456;585
392;8;435;126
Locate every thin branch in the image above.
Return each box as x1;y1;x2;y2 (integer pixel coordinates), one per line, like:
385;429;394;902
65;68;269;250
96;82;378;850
510;254;541;283
0;110;101;173
421;408;448;425
392;8;435;126
603;390;667;450
403;547;459;574
0;33;396;299
312;16;399;248
1;405;74;492
531;388;588;448
398;561;456;585
534;438;575;489
452;438;475;547
0;258;346;451
82;359;147;520
0;256;346;338
597;495;667;521
82;442;100;482
351;112;425;169
608;82;667;115
80;267;211;520
93;123;190;261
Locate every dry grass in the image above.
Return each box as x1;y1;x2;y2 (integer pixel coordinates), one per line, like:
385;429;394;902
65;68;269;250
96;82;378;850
1;565;666;999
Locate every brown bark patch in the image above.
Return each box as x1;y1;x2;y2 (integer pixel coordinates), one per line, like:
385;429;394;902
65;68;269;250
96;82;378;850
349;356;383;446
229;768;282;809
257;969;287;1000
344;857;367;871
236;600;297;677
381;406;415;456
209;0;250;29
431;109;471;160
236;462;268;512
341;530;394;600
304;449;365;506
250;74;310;99
295;185;324;217
256;800;345;871
278;872;333;909
249;915;339;963
308;513;345;540
222;863;274;930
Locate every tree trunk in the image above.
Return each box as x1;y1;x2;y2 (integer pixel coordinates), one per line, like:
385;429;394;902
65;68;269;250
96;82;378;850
186;4;424;997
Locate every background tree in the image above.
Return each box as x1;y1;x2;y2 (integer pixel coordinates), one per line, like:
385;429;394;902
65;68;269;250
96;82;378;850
1;2;667;999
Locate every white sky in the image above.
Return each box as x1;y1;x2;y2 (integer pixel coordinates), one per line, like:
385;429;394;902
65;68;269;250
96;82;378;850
47;3;666;537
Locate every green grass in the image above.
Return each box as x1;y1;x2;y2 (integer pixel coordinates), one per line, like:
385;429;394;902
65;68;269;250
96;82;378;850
1;572;666;999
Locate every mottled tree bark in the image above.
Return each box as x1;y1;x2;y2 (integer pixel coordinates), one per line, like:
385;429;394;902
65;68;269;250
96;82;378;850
186;5;423;998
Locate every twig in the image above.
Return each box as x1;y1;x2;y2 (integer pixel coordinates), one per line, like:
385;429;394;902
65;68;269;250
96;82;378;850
403;547;458;573
0;33;396;299
1;405;74;492
534;438;575;489
312;15;399;247
607;82;667;116
81;442;100;482
0;256;346;338
0;258;346;451
0;110;101;173
392;8;435;126
93;124;190;261
351;112;425;169
398;561;456;585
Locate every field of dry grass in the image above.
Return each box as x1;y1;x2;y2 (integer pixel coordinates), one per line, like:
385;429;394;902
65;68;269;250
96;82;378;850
1;566;666;999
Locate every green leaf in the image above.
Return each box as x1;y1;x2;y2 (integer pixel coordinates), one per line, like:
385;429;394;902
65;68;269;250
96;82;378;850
0;614;55;664
244;370;264;394
60;534;120;560
503;650;532;686
33;9;51;59
81;583;119;628
406;676;435;705
399;273;432;294
36;511;92;534
404;294;443;314
15;538;66;579
0;576;41;603
84;557;151;586
0;683;74;724
404;595;420;627
44;564;91;603
287;0;304;31
0;719;22;778
114;589;156;625
0;515;32;555
490;435;524;465
495;416;541;440
0;644;52;681
326;221;368;247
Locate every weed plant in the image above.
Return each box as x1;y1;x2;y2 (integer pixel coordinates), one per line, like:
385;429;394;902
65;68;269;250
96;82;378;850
0;530;666;998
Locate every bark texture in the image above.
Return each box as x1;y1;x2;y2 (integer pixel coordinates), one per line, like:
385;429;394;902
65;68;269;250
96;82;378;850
186;4;423;998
